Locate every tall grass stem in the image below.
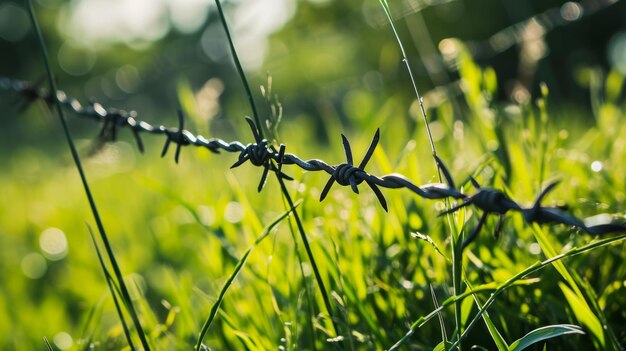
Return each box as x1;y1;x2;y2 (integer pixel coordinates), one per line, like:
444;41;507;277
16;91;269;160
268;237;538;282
25;1;150;349
378;0;438;165
88;226;136;351
378;1;463;346
215;0;341;341
214;0;263;138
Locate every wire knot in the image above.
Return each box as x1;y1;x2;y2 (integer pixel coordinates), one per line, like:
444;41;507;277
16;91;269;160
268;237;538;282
471;188;519;214
439;177;521;250
320;129;390;211
245;139;272;166
332;163;363;187
230;117;292;192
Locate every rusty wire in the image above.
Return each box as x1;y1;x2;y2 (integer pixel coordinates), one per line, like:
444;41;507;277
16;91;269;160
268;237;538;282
2;76;625;247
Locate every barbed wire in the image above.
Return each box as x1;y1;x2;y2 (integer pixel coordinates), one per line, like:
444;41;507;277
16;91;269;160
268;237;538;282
1;76;625;249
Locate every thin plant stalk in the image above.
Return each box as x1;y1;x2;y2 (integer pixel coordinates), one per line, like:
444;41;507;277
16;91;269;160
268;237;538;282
214;0;262;133
378;1;437;163
378;0;463;346
24;1;150;349
214;0;341;340
44;337;54;351
275;173;343;341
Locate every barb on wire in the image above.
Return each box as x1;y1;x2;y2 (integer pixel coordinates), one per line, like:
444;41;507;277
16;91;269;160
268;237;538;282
522;180;626;235
439;177;521;249
320;129;388;210
439;177;626;251
14;77;49;112
1;76;464;207
96;105;146;153
2;76;626;238
314;129;464;211
231;117;292;192
161;109;196;163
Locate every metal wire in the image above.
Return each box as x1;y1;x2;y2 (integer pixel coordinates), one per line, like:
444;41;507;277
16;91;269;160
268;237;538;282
2;76;625;243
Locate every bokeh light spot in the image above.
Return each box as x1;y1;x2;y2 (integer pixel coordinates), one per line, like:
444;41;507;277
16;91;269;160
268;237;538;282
591;160;603;172
529;243;541;255
53;332;73;350
39;227;68;260
224;201;244;224
560;2;583;22
67;0;170;46
608;31;626;75
115;64;141;93
21;252;47;279
0;3;30;42
166;0;210;34
57;41;96;76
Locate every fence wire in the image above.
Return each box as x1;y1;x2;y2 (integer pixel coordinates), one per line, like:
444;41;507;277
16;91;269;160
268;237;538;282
1;76;625;249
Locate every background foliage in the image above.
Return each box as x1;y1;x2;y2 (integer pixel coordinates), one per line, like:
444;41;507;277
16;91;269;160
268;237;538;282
1;0;625;349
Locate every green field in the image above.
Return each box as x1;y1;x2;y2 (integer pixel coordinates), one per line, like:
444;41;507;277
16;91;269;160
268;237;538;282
1;1;625;350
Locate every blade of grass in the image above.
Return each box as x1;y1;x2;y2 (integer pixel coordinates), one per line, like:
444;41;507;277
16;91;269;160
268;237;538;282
464;278;509;350
529;224;619;349
470;287;509;351
451;233;626;349
87;225;136;351
389;233;626;350
77;295;105;351
317;239;389;346
195;201;300;350
559;283;604;348
219;311;260;350
571;273;624;351
509;324;584;351
25;1;150;349
429;284;448;344
214;0;342;341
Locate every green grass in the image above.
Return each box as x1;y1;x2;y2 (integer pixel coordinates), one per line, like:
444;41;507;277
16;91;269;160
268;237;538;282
1;2;626;350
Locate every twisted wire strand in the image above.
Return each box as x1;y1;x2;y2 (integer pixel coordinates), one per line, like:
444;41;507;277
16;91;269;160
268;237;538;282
1;77;461;206
2;76;625;233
